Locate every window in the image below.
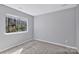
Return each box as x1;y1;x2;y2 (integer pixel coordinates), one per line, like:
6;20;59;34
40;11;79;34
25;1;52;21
5;14;28;34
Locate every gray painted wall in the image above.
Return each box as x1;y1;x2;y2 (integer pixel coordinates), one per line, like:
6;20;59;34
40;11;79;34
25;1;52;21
76;5;79;48
0;5;34;52
34;7;76;47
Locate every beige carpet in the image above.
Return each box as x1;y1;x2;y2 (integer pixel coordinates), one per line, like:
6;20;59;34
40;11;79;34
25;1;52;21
0;40;78;54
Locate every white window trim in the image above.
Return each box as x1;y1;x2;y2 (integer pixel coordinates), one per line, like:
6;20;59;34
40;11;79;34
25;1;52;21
5;14;28;35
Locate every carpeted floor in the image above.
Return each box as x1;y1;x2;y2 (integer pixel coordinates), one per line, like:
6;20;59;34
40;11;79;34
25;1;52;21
0;40;78;54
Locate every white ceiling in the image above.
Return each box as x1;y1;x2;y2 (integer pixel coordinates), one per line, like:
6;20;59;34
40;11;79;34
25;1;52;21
4;4;77;16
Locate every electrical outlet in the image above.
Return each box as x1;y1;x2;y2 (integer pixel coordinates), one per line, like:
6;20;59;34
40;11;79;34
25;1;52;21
65;40;68;43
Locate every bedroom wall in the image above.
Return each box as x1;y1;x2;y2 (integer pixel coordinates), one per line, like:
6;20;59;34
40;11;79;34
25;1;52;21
76;5;79;48
0;5;34;52
34;7;76;47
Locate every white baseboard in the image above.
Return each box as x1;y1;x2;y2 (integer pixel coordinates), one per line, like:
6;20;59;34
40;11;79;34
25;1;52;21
0;39;78;53
0;39;33;53
35;39;78;50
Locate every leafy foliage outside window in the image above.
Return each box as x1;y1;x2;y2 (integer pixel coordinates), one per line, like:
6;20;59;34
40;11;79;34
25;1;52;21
6;16;27;33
